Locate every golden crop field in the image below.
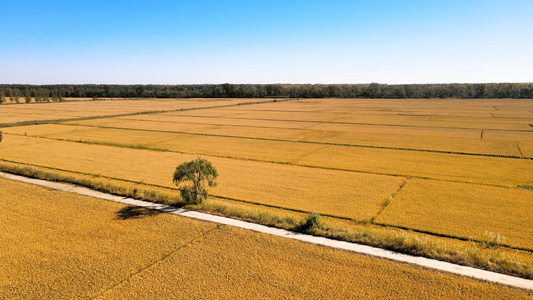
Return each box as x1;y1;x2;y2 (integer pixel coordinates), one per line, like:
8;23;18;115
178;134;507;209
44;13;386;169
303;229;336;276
518;141;533;158
0;135;403;220
0;98;263;124
4;124;531;187
0;177;215;298
483;130;533;142
1;178;529;299
295;145;533;186
374;178;533;249
199;98;533;130
1;98;532;284
67;115;524;157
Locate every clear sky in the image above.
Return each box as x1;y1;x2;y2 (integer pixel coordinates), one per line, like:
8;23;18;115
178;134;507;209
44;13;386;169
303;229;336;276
0;0;531;84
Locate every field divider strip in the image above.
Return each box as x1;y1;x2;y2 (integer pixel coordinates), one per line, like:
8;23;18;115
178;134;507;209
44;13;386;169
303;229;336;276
516;142;524;158
371;179;408;222
1;171;532;291
92;225;223;299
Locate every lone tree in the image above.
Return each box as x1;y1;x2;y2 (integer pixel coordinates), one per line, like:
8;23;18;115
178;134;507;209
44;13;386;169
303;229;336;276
173;158;218;204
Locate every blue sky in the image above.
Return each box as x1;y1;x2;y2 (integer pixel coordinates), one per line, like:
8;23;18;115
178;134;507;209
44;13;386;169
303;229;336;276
0;0;531;84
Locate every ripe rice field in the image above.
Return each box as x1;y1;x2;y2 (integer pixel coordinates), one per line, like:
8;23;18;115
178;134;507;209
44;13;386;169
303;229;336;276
375;179;533;249
4;124;533;187
0;135;403;220
1;98;533;284
0;98;265;124
65;117;524;157
1;177;530;299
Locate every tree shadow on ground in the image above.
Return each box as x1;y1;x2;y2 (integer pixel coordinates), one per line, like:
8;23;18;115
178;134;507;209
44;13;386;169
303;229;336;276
116;205;161;220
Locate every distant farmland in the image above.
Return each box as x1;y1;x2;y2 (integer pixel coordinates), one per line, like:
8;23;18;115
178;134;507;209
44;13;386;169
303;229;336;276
1;97;532;280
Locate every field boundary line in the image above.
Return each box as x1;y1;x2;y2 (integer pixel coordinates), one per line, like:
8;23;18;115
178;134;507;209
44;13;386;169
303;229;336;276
516;142;524;158
371;179;408;222
1;171;532;292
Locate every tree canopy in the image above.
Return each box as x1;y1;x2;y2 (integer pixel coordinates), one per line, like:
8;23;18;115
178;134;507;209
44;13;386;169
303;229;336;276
0;82;532;102
172;158;218;204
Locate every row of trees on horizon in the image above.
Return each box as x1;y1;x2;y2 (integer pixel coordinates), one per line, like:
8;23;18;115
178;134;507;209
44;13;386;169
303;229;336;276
0;83;532;103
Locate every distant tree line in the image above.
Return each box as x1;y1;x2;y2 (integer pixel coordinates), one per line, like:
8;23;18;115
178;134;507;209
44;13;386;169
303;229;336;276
0;82;532;102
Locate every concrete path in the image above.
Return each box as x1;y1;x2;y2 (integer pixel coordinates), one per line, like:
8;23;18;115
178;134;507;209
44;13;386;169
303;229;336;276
1;171;532;291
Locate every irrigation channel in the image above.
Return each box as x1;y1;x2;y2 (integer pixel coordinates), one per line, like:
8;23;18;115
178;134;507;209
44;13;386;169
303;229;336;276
1;171;532;292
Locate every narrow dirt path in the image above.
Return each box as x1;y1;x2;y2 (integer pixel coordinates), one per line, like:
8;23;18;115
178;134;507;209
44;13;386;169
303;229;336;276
1;171;532;291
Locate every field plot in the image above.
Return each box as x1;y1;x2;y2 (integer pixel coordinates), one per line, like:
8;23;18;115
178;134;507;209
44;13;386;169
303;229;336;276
191;98;533;130
295;145;533;186
0;177;215;298
1;98;533;280
4;124;532;187
60;98;532;157
0;135;403;220
66;115;524;157
374;179;533;249
483;130;533;142
1;178;529;299
0;98;264;124
3;124;327;163
518;141;533;158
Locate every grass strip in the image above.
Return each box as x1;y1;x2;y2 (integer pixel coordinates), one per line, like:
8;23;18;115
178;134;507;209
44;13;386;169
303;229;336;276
0;163;532;280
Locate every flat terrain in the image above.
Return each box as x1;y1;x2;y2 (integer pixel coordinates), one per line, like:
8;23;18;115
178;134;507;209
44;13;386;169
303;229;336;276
0;177;529;299
1;98;532;289
1;99;532;244
0;98;265;124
